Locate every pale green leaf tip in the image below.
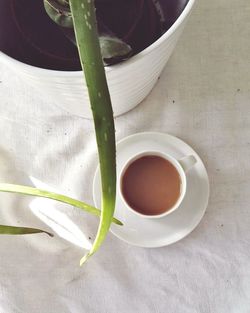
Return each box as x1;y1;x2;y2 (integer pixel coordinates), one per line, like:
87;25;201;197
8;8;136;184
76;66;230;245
80;253;90;266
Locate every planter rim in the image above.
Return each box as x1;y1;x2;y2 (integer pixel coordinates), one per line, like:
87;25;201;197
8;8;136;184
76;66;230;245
0;0;195;76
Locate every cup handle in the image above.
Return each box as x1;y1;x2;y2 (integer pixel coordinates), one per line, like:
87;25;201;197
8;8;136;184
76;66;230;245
178;155;197;173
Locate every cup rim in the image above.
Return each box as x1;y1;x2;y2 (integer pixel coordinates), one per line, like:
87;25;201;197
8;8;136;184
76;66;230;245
119;150;187;219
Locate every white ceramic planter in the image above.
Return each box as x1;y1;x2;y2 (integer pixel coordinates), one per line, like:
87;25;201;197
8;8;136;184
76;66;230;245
0;0;195;118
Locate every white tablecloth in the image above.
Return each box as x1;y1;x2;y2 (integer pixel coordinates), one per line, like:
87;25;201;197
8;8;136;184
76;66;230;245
1;0;250;312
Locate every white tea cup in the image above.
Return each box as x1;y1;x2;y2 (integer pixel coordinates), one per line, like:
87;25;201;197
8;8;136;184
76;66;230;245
119;151;197;218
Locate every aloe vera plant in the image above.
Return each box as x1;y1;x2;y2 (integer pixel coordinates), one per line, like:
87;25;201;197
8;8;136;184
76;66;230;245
44;0;132;65
43;0;165;65
0;0;120;265
1;0;166;70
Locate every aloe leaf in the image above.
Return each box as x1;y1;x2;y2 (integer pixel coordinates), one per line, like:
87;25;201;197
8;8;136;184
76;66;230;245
44;0;73;28
97;17;132;65
0;225;53;236
69;0;116;265
0;184;122;226
100;36;132;65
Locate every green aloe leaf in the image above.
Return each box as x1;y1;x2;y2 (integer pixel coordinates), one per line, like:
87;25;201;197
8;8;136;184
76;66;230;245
0;184;122;226
44;0;73;28
100;36;132;65
69;0;116;265
0;225;53;236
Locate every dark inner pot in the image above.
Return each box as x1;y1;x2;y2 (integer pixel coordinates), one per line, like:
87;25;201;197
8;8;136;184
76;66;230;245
0;0;189;71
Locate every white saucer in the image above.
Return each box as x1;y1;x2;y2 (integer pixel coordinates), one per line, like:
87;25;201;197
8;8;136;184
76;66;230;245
93;132;209;248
